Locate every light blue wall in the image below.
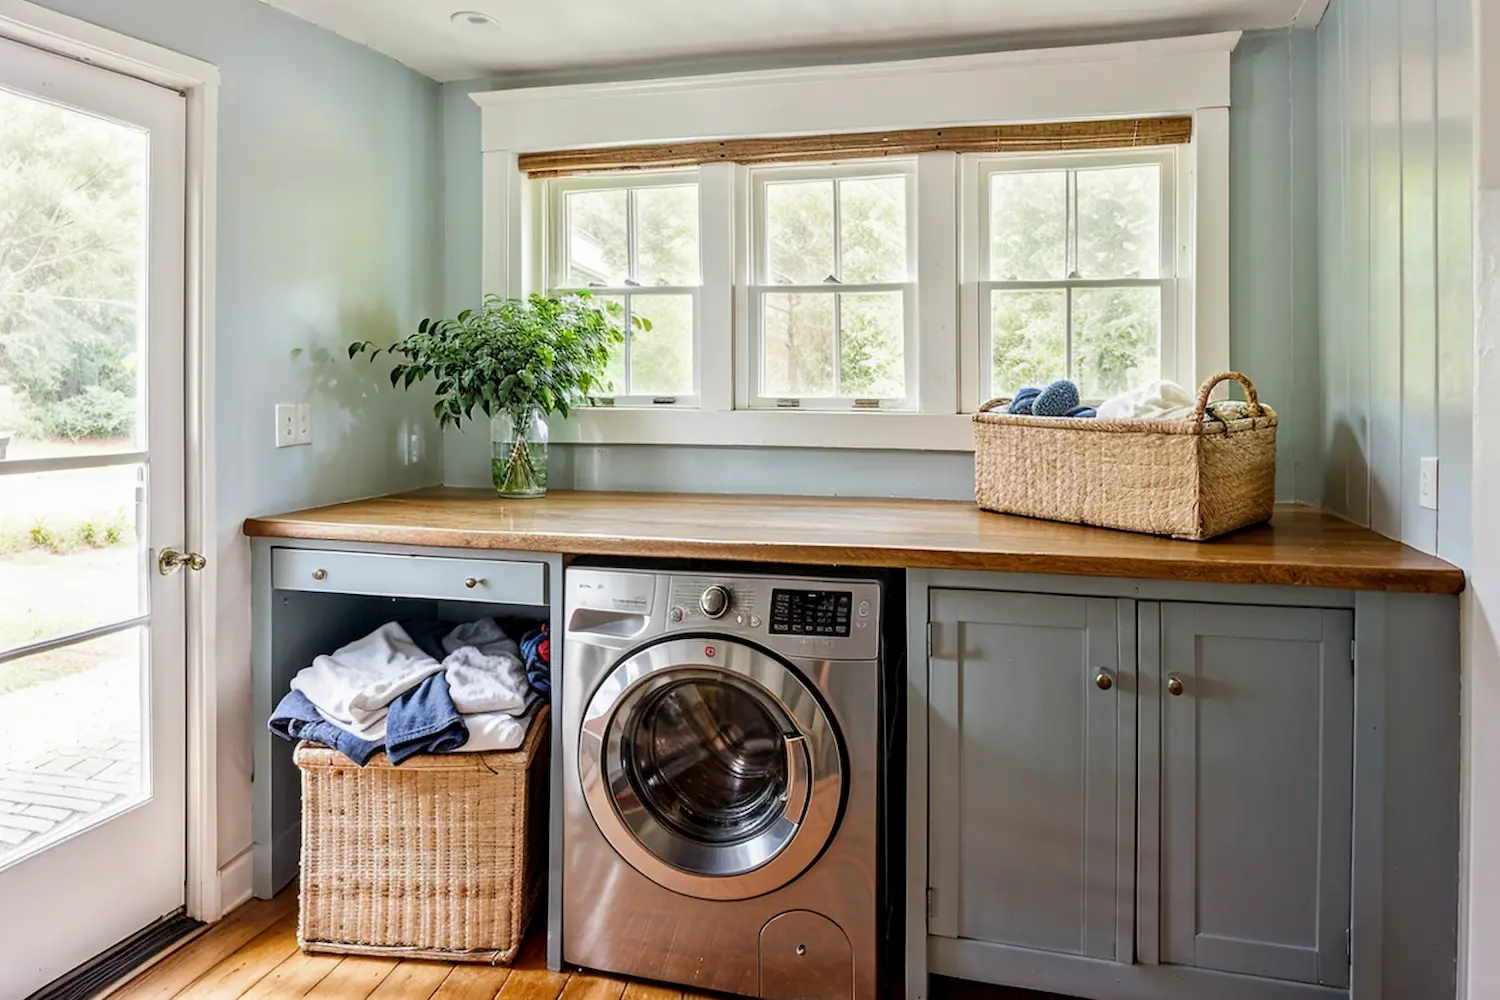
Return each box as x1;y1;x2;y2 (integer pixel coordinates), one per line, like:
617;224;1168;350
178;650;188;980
438;33;1323;502
30;0;445;866
1315;0;1473;562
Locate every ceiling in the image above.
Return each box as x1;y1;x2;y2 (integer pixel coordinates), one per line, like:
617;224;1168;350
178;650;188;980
262;0;1328;84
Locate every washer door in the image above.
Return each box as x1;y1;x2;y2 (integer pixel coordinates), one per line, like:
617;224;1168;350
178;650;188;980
578;636;845;901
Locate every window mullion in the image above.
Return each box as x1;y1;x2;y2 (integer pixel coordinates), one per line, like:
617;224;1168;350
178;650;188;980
832;292;843;398
623;294;634;393
626;187;639;284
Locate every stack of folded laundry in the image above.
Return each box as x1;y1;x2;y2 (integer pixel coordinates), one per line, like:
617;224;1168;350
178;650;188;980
268;617;550;766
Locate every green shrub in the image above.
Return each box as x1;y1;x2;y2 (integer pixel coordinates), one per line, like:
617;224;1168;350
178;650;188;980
25;385;136;441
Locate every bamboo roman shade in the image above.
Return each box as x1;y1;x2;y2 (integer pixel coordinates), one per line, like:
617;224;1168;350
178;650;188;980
518;115;1192;178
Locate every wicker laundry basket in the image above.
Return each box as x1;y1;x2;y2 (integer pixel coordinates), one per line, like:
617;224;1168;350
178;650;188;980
294;705;549;964
974;372;1278;541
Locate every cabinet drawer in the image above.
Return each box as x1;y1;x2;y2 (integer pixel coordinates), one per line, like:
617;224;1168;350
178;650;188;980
272;548;547;606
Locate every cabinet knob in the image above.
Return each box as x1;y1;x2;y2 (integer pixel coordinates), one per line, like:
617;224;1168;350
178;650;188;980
1095;670;1113;691
1167;675;1184;697
464;577;480;589
312;568;327;581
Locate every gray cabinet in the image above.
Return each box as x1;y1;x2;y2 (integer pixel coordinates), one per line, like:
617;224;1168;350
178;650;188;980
1140;602;1354;989
927;590;1135;962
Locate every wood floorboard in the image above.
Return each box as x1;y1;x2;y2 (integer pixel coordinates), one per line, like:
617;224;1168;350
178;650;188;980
106;889;1059;1000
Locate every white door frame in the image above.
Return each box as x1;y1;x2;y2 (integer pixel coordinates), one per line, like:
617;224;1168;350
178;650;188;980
0;1;224;923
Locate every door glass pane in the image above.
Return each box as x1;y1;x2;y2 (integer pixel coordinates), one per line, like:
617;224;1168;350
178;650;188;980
627;294;693;396
0;627;146;868
990;289;1067;395
989;170;1067;280
0;466;142;654
1076;164;1161;279
838;175;907;282
634;185;699;286
565;188;629;286
762;292;835;397
839;292;904;398
1072;286;1161;400
0;88;147;457
765;180;835;284
622;678;788;846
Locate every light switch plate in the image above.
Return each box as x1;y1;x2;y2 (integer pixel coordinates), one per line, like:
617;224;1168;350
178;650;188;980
274;404;298;448
295;404;312;445
1419;456;1439;510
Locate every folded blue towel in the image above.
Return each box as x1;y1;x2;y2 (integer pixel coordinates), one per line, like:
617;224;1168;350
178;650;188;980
385;672;468;765
520;624;551;697
1033;380;1081;417
268;689;381;765
1007;387;1041;414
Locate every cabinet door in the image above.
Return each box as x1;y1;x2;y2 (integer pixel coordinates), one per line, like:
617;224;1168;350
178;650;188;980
1147;603;1353;988
928;590;1134;963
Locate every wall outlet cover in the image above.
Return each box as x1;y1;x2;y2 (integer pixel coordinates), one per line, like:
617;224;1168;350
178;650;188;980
1419;456;1439;510
274;404;298;448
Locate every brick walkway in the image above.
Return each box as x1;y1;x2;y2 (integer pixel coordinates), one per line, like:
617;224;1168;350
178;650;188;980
0;657;141;860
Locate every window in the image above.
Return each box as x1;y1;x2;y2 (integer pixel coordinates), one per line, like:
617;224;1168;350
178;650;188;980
748;163;916;409
547;171;701;404
974;150;1177;403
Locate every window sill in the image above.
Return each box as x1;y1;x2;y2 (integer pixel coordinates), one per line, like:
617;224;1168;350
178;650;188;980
550;408;975;451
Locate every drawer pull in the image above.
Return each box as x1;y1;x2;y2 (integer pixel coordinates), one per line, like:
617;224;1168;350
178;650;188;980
312;569;328;581
465;577;481;589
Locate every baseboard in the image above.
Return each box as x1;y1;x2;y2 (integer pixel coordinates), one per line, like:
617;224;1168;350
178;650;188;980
218;848;254;915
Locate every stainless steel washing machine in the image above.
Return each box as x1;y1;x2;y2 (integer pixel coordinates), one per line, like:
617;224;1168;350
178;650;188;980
563;568;884;1000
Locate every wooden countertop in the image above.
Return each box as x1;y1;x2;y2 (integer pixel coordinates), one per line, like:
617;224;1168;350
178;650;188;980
242;489;1464;595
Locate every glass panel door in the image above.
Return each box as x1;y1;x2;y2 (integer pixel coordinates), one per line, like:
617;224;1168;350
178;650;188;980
0;33;187;998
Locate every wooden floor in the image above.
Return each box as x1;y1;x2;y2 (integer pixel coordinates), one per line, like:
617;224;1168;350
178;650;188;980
104;890;1061;1000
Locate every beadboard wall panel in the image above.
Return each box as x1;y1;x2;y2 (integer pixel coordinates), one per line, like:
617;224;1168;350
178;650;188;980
1317;0;1472;564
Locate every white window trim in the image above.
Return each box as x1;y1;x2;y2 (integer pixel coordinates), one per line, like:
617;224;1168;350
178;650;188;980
963;147;1184;407
742;160;917;411
478;32;1238;450
544;169;703;406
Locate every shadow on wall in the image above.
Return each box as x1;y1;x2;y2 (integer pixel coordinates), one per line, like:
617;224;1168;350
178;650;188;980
289;307;438;502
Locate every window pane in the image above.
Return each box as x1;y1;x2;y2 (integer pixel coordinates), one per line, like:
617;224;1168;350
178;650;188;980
0;89;148;457
591;295;627;395
628;294;694;396
839;292;905;398
765;180;834;284
566;188;629;286
990;289;1066;395
635;185;700;286
1076;164;1161;279
1071;286;1161;399
0;466;142;656
839;176;907;282
989;171;1066;280
762;292;835;397
0;628;146;867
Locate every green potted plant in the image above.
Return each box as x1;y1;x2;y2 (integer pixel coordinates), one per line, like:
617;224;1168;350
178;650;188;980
349;293;637;497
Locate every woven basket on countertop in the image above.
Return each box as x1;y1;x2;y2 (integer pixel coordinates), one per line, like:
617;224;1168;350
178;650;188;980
294;705;548;964
973;372;1278;541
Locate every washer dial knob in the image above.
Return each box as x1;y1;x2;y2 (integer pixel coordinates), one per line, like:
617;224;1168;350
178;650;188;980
700;585;731;619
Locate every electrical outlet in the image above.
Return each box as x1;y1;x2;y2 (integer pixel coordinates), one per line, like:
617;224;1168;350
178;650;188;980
274;404;298;448
295;403;312;445
1419;456;1439;510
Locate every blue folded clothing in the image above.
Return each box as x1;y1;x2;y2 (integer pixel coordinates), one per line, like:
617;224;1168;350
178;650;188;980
268;689;381;766
520;623;551;697
385;673;468;765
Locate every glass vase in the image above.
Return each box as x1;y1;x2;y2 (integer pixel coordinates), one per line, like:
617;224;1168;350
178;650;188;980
490;408;549;498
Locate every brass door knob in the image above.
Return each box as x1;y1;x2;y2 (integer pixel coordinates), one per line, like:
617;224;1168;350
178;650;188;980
1167;676;1184;697
464;577;480;589
158;547;208;576
1095;670;1113;691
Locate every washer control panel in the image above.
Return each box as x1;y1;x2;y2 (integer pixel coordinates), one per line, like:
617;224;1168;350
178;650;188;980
770;589;852;637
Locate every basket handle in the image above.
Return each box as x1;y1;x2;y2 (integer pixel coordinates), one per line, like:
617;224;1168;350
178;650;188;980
1193;371;1264;425
978;397;1014;413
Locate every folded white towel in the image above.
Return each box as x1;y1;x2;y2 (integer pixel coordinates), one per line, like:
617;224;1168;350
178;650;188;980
442;619;536;717
1096;379;1197;421
458;703;539;753
289;623;444;741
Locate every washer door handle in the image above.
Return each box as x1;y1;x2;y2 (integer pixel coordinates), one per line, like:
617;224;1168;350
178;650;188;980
781;734;812;826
